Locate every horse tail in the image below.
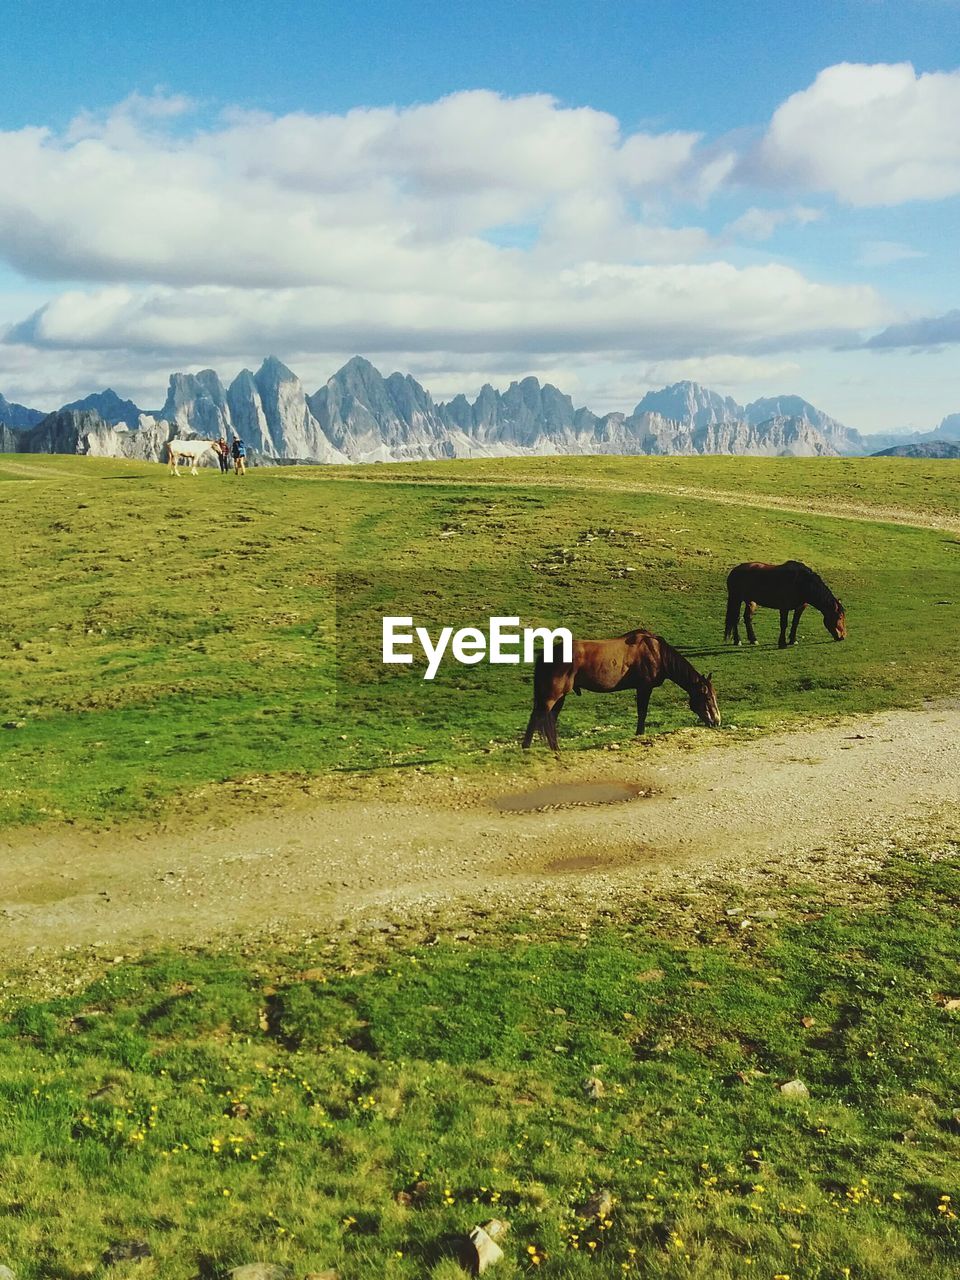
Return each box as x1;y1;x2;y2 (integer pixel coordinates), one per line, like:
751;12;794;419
724;588;740;641
522;707;558;751
522;656;559;751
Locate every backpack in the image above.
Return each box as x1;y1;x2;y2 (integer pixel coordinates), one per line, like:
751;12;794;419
234;441;246;458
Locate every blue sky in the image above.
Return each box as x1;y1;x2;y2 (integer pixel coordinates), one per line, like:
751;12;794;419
0;0;958;429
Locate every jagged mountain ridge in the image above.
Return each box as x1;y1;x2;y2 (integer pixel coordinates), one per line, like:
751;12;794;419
0;391;45;430
60;388;144;426
3;360;959;463
873;441;960;459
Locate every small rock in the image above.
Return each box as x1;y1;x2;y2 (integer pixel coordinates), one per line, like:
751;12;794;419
582;1076;606;1100
395;1190;413;1207
943;997;960;1011
481;1219;510;1241
228;1266;293;1280
779;1078;809;1099
0;1267;16;1279
468;1224;504;1273
103;1241;151;1264
800;1016;816;1028
577;1188;614;1219
304;1272;339;1280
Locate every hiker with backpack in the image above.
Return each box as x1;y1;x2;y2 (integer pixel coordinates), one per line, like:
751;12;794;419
231;436;247;476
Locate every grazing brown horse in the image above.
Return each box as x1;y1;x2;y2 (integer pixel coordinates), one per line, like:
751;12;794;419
725;560;846;648
522;630;721;751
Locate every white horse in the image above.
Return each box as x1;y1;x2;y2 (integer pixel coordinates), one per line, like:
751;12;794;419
167;438;218;475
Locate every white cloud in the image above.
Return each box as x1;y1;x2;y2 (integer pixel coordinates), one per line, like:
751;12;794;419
725;205;822;241
0;85;903;406
753;61;960;205
9;262;886;363
856;240;926;267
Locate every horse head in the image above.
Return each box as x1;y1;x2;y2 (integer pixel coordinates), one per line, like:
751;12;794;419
690;672;721;727
824;599;846;641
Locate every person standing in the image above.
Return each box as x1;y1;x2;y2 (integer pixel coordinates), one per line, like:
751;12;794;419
232;436;247;476
216;437;230;473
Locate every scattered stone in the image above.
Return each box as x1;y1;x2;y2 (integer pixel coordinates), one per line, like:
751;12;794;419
576;1188;614;1220
481;1219;510;1241
636;967;665;982
454;930;476;942
228;1266;293;1280
228;1101;250;1119
943;998;960;1011
103;1241;151;1264
304;1272;339;1280
582;1076;606;1100
469;1224;504;1273
800;1016;816;1028
779;1078;810;1100
0;1267;16;1279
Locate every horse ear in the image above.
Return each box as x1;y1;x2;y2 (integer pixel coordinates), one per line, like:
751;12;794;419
707;671;713;682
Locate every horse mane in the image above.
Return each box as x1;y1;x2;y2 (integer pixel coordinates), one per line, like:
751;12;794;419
785;560;837;611
656;635;705;691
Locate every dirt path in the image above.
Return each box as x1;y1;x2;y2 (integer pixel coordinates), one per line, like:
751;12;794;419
333;473;960;536
2;700;957;958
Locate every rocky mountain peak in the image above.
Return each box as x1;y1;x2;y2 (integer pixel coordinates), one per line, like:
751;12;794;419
60;387;144;427
633;381;743;429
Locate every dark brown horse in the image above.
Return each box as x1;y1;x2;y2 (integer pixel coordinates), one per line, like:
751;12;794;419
725;560;846;648
522;630;721;751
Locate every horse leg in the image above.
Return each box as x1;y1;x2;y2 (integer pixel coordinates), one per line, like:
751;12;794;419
725;587;742;644
789;603;806;645
543;696;562;751
778;609;790;648
635;685;652;735
744;601;758;645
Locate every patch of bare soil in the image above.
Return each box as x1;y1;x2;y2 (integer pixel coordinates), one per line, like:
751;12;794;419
1;700;957;959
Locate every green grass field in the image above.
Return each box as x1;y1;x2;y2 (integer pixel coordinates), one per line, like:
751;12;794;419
1;454;958;827
3;453;960;1279
1;851;958;1279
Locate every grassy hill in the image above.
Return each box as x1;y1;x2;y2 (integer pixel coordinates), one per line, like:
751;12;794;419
2;454;958;827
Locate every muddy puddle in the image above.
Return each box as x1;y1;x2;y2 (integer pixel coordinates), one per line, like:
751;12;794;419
491;780;650;812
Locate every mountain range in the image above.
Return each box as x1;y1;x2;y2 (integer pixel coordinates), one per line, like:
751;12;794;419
2;357;958;465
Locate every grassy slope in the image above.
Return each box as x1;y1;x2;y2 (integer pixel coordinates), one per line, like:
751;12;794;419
330;454;960;523
2;454;959;825
0;852;957;1279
